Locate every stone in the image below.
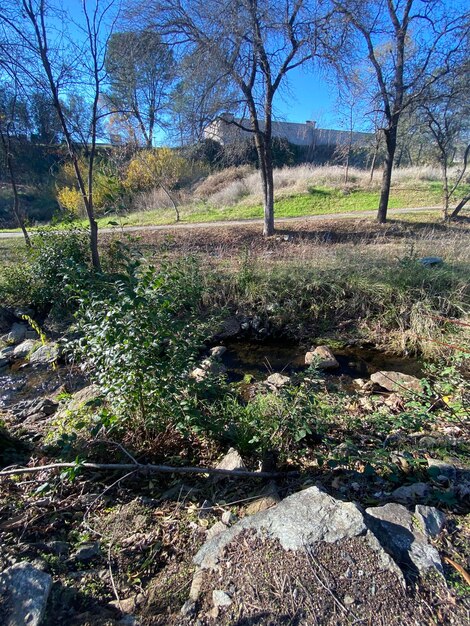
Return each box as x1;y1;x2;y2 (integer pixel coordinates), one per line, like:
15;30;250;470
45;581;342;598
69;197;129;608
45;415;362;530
46;541;69;556
0;346;15;359
265;373;290;388
29;344;59;365
212;590;232;607
180;600;196;616
0;307;16;333
0;357;8;370
189;568;204;601
365;503;443;577
414;505;446;538
221;511;237;526
214;448;246;473
419;256;443;267
384;393;404;410
217;317;241;339
427;458;457;482
195;487;388;571
206;521;229;541
25;331;39;340
210;346;227;358
190;367;207;382
4;323;27;345
391;482;431;504
0;561;52;626
370;371;422;393
305;345;339;369
245;482;281;515
13;340;40;359
72;541;101;562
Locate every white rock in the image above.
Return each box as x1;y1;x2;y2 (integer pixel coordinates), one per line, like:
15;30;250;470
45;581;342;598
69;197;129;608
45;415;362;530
0;562;52;626
265;373;290;387
305;345;339;369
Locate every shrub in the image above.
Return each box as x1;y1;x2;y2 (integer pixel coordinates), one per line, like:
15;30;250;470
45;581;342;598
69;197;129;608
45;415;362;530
124;148;189;193
71;256;213;434
0;228;91;312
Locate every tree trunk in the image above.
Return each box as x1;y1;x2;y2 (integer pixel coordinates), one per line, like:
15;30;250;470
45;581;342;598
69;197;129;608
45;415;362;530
89;217;101;272
450;195;470;219
263;142;275;236
0;130;31;247
377;128;397;223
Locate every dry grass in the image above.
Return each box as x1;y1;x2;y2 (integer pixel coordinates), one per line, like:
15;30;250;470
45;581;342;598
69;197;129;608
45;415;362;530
193;164;450;208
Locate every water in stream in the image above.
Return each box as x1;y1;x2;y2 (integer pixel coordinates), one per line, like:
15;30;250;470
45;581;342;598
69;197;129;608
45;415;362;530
219;339;422;383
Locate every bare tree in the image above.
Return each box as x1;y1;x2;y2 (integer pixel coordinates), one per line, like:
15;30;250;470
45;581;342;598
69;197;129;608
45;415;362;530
0;81;32;246
137;0;323;236
417;46;470;219
334;0;469;222
0;0;121;270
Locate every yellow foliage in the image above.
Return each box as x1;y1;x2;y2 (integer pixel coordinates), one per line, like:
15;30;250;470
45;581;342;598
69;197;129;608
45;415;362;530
57;186;85;215
124;148;188;192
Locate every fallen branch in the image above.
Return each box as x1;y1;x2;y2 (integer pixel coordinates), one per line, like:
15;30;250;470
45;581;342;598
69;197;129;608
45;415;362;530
0;461;298;480
443;556;470;585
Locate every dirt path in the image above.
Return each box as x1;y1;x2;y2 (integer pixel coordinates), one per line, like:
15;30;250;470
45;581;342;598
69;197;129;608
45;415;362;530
0;205;440;239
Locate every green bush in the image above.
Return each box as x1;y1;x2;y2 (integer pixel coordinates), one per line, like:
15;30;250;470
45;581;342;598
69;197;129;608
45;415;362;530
0;228;91;313
71;256;213;434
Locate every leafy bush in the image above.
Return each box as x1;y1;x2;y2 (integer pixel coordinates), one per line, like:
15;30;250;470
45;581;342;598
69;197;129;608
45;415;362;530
0;228;91;312
124;148;189;193
71;256;213;434
203;382;331;459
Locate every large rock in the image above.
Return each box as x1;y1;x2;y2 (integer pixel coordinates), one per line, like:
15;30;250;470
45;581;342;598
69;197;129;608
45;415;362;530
29;343;59;365
194;487;397;575
0;561;52;626
2;323;27;346
305;345;339;369
370;371;422;393
391;482;431;504
365;503;443;577
13;339;40;359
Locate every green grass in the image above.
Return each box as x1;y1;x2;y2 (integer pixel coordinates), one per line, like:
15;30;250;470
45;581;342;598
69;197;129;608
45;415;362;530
0;182;455;232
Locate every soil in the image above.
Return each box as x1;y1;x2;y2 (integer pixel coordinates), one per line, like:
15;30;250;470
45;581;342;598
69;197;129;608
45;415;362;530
189;531;467;626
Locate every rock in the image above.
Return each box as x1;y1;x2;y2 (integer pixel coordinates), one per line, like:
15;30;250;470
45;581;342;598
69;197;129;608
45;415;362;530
245;482;281;515
265;373;290;388
46;541;70;556
3;323;27;345
366;503;443;577
13;340;40;359
29;343;59;365
217;317;241;339
221;511;237;526
0;357;8;370
0;346;15;359
419;256;443;267
214;448;246;473
189;367;208;382
0;307;16;333
194;487;394;572
206;521;228;541
305;345;339;369
370;371;422;393
109;593;144;613
190;359;226;382
353;378;367;389
212;590;232;607
180;600;196;616
418;436;439;449
384;393;404;410
210;345;227;358
427;458;457;482
189;568;204;601
414;505;446;538
391;482;431;504
24;330;39;340
0;561;52;626
67;385;101;411
72;541;101;562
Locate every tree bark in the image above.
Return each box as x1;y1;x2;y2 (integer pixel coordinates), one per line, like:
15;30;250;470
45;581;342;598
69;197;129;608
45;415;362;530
450;195;470;219
377;128;397;223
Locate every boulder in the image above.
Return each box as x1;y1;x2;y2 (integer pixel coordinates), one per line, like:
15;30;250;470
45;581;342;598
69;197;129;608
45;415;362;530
13;339;40;359
414;505;446;538
72;541;101;562
305;345;339;369
427;458;457;483
391;482;431;504
3;323;27;346
245;482;281;515
216;317;241;339
0;561;52;626
265;373;290;388
29;343;59;365
365;503;443;577
370;371;422;393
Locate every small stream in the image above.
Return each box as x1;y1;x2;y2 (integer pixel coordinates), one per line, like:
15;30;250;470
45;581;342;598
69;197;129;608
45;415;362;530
219;339;422;383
